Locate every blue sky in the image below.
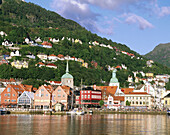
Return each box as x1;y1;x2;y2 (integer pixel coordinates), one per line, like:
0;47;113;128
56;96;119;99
25;0;170;54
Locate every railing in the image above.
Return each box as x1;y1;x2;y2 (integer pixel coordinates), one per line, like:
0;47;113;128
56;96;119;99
5;108;52;112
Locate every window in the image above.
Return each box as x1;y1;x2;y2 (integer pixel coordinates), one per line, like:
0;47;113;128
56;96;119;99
85;91;87;93
53;94;56;97
13;94;15;97
41;94;44;97
46;94;48;96
88;95;90;98
8;94;10;97
36;94;39;97
7;88;11;92
140;97;142;99
5;100;7;102
5;94;7;96
63;95;65;97
136;97;138;100
85;95;87;98
140;101;142;105
109;101;112;104
58;89;61;92
88;91;90;93
41;89;44;91
143;102;145;105
136;101;138;104
143;97;145;100
132;101;134;104
58;94;61;97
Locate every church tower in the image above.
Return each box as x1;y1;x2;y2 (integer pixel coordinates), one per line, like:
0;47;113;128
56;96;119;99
61;61;74;88
109;69;120;89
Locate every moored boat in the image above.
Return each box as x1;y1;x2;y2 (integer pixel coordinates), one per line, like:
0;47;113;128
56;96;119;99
167;110;170;115
0;108;7;115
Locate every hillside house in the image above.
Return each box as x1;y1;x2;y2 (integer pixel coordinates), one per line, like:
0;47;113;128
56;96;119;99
11;60;28;69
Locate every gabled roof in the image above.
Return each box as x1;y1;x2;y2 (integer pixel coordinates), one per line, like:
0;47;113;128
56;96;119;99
164;93;170;98
42;41;52;46
135;84;144;90
60;85;71;95
43;85;54;94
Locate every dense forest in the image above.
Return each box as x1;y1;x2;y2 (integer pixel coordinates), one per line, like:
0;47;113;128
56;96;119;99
0;0;169;88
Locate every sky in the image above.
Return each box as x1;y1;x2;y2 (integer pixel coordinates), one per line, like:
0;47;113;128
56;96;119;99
25;0;170;55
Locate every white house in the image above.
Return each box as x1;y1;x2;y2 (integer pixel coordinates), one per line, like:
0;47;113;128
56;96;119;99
48;54;58;61
2;40;13;47
35;37;42;43
37;54;48;60
10;50;21;57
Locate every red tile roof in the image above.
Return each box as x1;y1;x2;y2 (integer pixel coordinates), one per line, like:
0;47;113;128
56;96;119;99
121;88;134;94
125;92;149;95
46;63;57;67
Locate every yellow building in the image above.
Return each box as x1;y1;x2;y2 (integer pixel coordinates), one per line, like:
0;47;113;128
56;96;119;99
11;60;28;69
82;62;88;68
146;73;154;77
164;93;170;108
77;58;84;63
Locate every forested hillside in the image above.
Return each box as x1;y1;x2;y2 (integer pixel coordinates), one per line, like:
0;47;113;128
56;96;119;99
0;0;169;88
144;43;170;67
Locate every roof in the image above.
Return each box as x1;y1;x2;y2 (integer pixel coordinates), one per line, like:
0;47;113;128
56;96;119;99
46;63;57;67
113;96;124;101
96;86;117;95
121;88;134;94
48;54;57;57
135;84;144;90
125;92;149;95
36;62;45;65
43;85;54;94
42;41;52;46
164;93;170;98
60;85;71;95
57;54;64;58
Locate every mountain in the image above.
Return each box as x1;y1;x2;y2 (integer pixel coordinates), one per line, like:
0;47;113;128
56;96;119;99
144;43;170;67
0;0;170;87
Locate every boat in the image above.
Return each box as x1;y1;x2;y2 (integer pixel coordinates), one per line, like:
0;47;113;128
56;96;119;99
75;110;85;115
67;108;85;115
89;109;93;114
66;109;77;115
0;108;7;115
167;109;170;115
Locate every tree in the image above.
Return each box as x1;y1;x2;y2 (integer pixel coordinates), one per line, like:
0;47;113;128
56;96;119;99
99;100;104;107
126;100;131;106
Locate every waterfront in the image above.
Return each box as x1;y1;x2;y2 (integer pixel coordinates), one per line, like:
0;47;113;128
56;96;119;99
0;114;170;135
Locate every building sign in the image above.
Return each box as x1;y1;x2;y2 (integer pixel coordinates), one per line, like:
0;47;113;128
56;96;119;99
92;95;101;99
92;91;101;94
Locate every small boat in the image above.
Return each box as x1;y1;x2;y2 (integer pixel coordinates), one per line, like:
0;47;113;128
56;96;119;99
76;110;85;115
89;109;93;114
66;109;77;115
167;109;170;115
0;108;7;115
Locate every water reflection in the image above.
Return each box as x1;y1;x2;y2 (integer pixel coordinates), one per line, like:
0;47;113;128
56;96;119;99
0;114;170;135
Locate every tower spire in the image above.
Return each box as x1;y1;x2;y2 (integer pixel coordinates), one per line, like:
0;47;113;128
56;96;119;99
66;60;69;73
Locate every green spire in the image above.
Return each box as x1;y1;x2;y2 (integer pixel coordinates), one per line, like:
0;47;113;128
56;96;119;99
66;60;69;73
110;68;118;83
61;61;73;79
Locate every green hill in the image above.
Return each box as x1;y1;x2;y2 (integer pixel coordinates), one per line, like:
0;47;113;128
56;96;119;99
0;0;169;88
144;43;170;67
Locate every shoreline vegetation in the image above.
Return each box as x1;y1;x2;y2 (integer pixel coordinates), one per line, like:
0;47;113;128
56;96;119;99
9;110;167;115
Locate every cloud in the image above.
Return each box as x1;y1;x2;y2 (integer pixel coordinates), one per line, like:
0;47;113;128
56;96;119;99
158;6;170;17
50;0;100;33
121;13;154;30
